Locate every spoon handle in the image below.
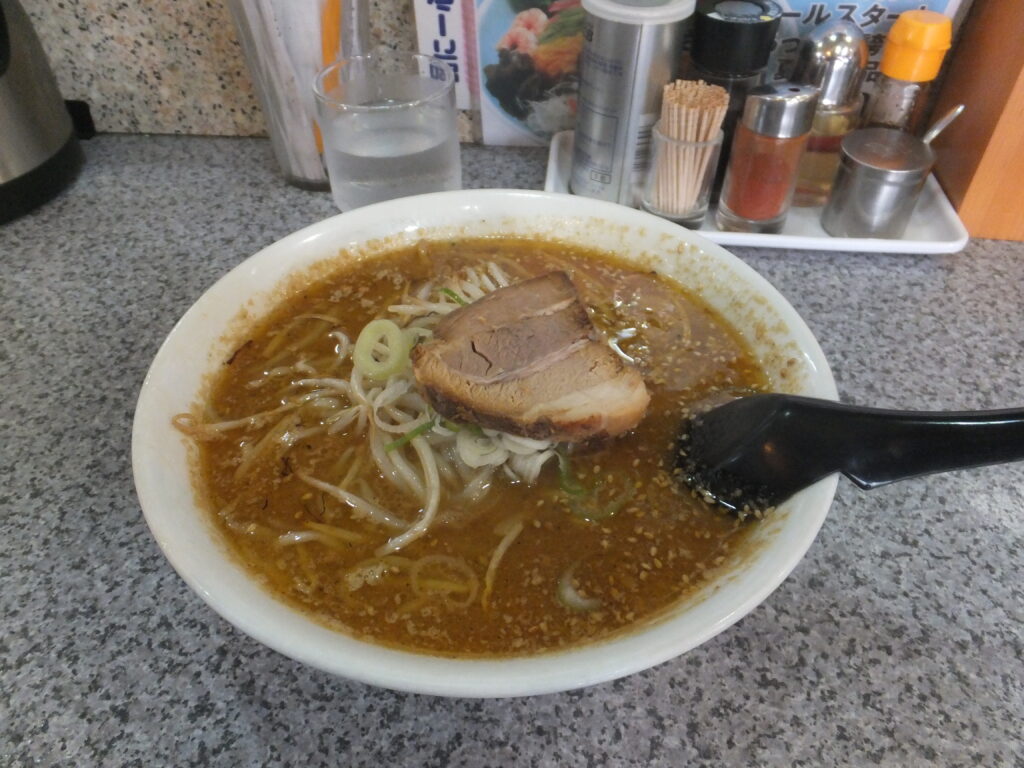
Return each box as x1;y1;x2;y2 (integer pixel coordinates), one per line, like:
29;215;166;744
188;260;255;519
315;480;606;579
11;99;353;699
780;398;1024;489
922;103;965;144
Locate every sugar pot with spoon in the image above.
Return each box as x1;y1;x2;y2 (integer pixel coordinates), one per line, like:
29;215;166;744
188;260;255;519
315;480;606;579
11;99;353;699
821;103;965;239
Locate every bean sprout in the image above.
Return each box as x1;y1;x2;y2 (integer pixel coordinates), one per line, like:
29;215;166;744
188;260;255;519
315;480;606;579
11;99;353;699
175;262;557;556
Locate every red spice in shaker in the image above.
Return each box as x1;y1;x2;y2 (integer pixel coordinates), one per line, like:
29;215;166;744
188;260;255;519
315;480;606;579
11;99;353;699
716;84;819;234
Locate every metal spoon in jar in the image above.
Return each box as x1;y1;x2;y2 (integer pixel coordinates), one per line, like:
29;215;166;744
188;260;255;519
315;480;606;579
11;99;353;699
922;103;966;144
677;394;1024;515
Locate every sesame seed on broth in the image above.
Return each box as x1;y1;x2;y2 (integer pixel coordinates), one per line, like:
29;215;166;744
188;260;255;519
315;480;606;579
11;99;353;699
191;238;770;657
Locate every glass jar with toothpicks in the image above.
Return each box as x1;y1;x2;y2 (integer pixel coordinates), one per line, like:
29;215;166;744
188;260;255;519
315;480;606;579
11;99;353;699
641;80;729;229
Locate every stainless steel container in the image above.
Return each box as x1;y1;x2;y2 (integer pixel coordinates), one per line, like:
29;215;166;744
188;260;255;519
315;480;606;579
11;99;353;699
821;127;934;239
570;0;695;206
0;0;83;223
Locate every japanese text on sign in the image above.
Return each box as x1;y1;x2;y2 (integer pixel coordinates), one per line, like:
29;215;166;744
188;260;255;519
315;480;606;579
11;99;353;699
413;0;473;109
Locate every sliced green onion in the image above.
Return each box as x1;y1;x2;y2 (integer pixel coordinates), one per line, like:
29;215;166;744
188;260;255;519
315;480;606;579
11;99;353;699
353;319;411;381
556;450;587;496
441;287;469;306
384;419;435;452
568;485;636;522
404;326;433;345
557;449;634;521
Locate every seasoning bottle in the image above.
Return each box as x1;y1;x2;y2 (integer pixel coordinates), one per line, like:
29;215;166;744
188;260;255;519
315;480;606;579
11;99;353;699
791;22;867;207
681;0;783;199
716;83;819;234
821;104;962;238
570;0;697;206
820;127;935;239
863;10;952;135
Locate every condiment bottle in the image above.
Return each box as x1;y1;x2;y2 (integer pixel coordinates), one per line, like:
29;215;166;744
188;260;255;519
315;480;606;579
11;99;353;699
821;105;963;239
570;0;697;207
791;22;867;207
681;0;782;199
820;127;934;239
715;83;819;234
863;10;952;135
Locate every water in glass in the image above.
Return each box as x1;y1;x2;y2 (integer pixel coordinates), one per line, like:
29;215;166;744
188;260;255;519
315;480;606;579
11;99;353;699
323;100;460;211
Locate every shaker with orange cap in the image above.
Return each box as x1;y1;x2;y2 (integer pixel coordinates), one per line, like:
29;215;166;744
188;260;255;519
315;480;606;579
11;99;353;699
864;9;953;134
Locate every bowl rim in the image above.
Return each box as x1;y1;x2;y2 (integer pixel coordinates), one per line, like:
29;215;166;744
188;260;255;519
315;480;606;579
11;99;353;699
132;189;838;697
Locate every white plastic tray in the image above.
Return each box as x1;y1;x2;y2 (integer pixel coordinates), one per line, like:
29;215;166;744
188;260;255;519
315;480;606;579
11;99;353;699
545;131;969;254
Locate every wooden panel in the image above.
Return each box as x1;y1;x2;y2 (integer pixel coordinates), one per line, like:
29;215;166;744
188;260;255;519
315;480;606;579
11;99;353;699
931;0;1024;241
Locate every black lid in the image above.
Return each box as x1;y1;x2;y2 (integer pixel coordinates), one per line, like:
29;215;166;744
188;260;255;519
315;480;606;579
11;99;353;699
692;0;783;76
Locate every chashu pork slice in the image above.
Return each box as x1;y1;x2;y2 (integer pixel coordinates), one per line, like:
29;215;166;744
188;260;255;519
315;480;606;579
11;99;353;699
411;271;650;442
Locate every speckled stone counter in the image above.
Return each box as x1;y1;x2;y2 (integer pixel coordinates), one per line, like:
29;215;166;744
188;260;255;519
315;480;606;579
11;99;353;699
2;136;1022;767
28;0;419;136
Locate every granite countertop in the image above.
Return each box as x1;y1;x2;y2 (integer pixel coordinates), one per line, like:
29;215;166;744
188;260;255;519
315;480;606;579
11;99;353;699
2;135;1022;767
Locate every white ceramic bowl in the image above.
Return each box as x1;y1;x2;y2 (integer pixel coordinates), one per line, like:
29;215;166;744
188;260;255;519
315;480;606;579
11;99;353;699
132;189;838;697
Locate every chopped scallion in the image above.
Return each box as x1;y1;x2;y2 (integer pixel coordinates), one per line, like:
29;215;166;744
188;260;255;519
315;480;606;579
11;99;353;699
441;287;469;306
557;450;587;496
353;318;411;381
568;484;636;522
384;419;435;452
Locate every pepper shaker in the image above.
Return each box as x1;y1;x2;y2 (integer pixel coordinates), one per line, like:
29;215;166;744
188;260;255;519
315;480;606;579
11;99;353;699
715;83;819;234
681;0;783;200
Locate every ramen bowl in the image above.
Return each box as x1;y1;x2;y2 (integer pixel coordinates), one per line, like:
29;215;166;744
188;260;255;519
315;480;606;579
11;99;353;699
132;189;838;697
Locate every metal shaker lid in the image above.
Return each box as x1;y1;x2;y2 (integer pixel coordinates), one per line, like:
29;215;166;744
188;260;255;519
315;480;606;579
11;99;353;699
792;22;868;107
583;0;696;24
841;127;934;179
740;83;819;138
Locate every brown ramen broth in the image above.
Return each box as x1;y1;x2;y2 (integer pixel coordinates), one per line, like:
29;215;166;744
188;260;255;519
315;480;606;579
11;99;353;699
181;238;770;656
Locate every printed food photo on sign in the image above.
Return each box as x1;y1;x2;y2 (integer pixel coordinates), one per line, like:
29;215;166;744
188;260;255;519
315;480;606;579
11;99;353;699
477;0;584;145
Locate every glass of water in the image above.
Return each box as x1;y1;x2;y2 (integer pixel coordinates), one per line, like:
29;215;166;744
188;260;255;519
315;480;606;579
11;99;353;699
313;51;462;212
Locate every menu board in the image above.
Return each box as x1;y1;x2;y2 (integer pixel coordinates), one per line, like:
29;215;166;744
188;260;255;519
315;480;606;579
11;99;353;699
414;0;969;145
413;0;477;110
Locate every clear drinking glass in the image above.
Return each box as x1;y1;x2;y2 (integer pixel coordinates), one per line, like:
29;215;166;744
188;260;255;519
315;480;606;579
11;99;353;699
641;124;723;229
313;52;462;212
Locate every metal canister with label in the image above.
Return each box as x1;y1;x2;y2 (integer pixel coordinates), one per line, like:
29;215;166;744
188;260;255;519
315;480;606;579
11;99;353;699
569;0;696;206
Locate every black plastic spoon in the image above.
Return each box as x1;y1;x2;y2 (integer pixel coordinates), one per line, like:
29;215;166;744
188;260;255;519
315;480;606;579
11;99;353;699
676;394;1024;515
